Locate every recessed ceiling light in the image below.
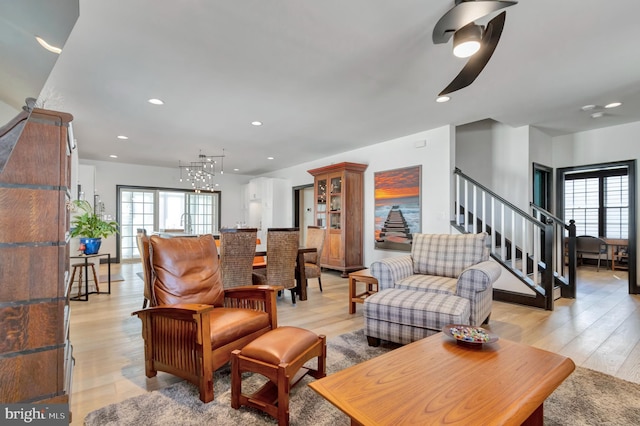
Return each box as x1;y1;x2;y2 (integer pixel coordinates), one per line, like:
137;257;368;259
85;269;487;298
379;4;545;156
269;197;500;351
233;168;240;172
148;98;164;105
35;36;62;54
436;96;450;103
591;112;604;119
581;104;597;111
117;135;129;140
251;121;263;126
109;154;118;158
605;102;622;109
267;157;274;160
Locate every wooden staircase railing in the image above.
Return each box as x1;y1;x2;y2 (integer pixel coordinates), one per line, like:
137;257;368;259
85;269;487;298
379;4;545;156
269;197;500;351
453;168;577;310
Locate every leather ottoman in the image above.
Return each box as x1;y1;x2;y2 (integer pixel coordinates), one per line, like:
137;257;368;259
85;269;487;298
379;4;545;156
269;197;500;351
231;326;326;426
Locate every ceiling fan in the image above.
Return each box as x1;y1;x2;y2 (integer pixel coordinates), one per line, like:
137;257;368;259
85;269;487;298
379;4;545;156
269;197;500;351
433;0;518;97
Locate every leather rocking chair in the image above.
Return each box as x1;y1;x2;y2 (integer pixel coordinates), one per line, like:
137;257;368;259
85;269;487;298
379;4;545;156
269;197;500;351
132;234;281;403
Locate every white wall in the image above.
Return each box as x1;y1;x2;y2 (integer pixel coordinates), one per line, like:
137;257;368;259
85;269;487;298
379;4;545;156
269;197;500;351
455;120;494;187
456;120;530;211
552;121;640;167
264;125;455;265
529;127;554;210
0;100;19;126
491;122;530;211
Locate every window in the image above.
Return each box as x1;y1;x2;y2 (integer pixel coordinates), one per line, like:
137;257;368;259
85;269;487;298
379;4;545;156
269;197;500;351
605;175;629;239
118;186;221;260
563;168;628;238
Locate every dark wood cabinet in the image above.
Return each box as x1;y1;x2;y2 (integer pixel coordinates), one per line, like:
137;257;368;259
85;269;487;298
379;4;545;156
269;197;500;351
308;162;367;277
0;108;74;405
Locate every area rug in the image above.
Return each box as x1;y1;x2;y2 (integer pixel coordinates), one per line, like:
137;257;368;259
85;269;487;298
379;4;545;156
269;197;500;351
84;330;640;425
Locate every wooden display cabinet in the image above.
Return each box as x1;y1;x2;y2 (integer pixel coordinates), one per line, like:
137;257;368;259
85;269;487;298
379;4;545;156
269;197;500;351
308;162;367;277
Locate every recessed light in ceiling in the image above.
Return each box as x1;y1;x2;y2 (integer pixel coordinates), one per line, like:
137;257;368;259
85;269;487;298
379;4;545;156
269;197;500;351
251;121;263;126
605;102;622;109
436;96;450;103
591;112;605;119
117;135;129;140
233;168;240;172
109;154;118;158
267;157;274;160
35;36;62;54
581;104;597;111
148;98;164;105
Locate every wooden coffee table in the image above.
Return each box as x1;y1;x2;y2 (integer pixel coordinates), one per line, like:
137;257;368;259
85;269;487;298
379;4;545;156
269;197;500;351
309;332;575;426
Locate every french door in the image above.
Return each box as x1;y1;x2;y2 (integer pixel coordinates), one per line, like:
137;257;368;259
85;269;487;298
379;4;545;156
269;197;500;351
118;186;220;260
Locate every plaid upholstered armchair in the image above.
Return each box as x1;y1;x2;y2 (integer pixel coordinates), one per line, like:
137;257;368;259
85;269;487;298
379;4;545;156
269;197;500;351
368;233;501;344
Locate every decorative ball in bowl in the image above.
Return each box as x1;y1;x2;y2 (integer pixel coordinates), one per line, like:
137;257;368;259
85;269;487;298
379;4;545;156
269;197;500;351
443;324;498;348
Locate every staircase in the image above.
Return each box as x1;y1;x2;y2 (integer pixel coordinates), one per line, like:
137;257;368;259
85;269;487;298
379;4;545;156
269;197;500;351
453;168;577;310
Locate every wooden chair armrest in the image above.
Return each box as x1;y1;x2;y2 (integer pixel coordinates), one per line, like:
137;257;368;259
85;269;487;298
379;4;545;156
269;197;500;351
132;303;214;318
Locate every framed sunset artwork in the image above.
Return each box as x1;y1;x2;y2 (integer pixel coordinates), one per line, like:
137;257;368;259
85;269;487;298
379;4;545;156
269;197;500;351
374;165;421;251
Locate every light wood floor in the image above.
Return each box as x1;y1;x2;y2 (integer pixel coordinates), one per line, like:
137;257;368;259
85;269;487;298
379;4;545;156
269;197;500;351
69;263;640;423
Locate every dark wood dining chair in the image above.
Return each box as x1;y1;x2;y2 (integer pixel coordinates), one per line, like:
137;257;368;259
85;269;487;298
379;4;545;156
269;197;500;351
220;228;258;288
252;228;300;304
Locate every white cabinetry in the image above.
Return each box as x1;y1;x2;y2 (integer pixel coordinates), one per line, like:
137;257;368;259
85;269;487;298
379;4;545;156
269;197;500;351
246;177;290;243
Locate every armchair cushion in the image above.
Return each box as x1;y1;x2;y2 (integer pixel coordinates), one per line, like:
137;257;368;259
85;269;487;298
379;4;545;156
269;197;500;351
150;234;225;307
209;308;270;349
395;274;457;294
411;233;489;278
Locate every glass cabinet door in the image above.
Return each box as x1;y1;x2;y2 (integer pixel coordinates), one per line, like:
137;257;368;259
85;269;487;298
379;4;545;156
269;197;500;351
316;178;327;228
329;175;342;228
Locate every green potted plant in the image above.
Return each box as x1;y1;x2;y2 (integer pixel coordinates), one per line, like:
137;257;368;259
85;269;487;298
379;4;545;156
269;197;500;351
70;199;119;254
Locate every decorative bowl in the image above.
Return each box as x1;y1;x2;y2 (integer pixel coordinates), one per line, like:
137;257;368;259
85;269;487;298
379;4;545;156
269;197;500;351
443;324;498;348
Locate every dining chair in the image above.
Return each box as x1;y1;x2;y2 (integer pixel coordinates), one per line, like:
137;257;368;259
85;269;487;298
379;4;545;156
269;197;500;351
304;226;326;292
135;228;154;308
220;228;258;288
132;234;281;403
576;235;608;271
252;228;300;304
253;238;266;268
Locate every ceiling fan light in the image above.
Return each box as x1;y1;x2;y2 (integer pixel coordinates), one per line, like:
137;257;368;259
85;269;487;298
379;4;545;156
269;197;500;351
453;23;483;58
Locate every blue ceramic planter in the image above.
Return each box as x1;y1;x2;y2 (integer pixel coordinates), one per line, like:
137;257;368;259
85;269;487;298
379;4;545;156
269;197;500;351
80;237;102;255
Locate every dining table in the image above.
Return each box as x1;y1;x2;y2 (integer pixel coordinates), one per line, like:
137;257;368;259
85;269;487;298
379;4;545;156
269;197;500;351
254;247;317;301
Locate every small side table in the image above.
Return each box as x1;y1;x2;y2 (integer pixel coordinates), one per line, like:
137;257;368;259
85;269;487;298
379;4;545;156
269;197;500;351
348;269;378;314
69;253;111;301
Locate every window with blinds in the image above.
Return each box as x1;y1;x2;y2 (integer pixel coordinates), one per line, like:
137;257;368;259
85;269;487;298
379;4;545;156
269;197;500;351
563;169;628;239
605;175;629;239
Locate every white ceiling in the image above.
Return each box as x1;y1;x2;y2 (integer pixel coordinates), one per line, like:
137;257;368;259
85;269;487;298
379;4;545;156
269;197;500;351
5;1;640;176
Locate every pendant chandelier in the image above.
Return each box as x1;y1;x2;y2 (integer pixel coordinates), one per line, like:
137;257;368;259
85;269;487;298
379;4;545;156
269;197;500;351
178;149;225;193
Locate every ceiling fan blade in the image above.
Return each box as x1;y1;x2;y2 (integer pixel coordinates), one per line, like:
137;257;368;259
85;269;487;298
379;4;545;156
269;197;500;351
438;11;506;96
433;0;516;44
